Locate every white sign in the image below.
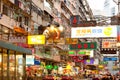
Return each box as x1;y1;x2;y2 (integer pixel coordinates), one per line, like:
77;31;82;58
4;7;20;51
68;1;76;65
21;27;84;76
102;39;117;48
9;37;26;43
71;26;117;38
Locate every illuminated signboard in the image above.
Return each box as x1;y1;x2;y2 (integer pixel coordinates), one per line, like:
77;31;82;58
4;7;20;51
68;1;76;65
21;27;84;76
65;38;78;44
70;15;80;25
59;50;68;55
84;58;94;64
99;61;108;65
71;26;117;38
102;39;117;48
103;57;117;61
28;35;45;44
117;26;120;42
69;42;97;50
9;37;26;43
101;49;116;54
70;15;96;27
68;51;76;56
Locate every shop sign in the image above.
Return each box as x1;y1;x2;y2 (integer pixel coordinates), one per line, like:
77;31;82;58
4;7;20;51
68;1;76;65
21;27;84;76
71;56;84;62
102;39;117;48
68;51;76;56
69;42;97;50
101;49;117;54
99;61;108;65
84;58;94;65
59;50;68;55
117;26;120;42
34;59;40;65
15;43;31;48
26;55;34;65
14;27;27;34
9;37;26;43
65;38;78;44
28;35;45;44
71;26;117;38
103;57;117;61
70;15;80;26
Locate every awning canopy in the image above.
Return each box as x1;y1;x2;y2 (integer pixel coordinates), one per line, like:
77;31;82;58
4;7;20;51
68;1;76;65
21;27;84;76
0;40;32;55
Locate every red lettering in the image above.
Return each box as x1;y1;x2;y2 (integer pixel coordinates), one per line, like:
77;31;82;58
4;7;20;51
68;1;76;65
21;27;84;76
72;44;76;48
83;43;88;48
72;17;77;24
90;43;95;48
78;44;82;49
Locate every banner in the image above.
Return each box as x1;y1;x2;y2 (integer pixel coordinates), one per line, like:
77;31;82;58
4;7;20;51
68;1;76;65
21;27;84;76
71;26;117;38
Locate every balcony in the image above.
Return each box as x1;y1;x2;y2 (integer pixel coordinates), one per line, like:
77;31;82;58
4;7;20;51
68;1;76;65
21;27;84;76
43;0;53;16
61;1;73;15
3;0;31;17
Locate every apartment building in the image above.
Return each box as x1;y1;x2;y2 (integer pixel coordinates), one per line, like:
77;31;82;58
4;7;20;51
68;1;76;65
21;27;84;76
0;0;31;41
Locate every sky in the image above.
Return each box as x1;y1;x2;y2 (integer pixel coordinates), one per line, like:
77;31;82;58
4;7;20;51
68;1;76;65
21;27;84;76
87;0;105;10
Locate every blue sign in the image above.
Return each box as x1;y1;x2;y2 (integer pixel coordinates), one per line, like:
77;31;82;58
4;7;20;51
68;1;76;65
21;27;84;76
103;57;117;61
34;59;40;65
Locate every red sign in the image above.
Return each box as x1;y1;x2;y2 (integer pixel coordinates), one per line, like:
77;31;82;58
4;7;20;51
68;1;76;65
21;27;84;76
70;15;96;27
69;42;97;50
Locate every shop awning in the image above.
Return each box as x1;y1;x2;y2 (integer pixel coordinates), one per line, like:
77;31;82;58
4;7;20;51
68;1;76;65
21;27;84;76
0;40;32;54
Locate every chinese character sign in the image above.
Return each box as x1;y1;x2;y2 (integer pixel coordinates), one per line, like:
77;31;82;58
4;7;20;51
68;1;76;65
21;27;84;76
70;15;80;26
69;42;97;50
71;26;117;38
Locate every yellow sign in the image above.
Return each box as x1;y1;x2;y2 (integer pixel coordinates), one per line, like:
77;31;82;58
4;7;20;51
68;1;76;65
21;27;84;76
103;27;112;36
28;35;45;44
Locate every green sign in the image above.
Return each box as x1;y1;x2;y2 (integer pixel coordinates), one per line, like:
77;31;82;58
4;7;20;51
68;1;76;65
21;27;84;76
46;65;53;70
53;66;58;70
69;42;97;50
99;61;108;65
68;51;75;55
78;51;86;55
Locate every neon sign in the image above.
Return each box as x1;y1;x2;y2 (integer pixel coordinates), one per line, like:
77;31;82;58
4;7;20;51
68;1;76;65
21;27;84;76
69;42;97;50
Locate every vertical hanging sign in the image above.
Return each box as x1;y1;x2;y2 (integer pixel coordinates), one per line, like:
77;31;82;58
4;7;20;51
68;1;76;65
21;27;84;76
70;15;80;26
117;26;120;42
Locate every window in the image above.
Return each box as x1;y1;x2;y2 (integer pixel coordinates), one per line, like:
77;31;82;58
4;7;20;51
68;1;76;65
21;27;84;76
24;17;29;26
3;5;8;16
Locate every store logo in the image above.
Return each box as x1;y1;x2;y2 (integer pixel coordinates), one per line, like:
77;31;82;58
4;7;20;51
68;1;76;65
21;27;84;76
104;27;112;36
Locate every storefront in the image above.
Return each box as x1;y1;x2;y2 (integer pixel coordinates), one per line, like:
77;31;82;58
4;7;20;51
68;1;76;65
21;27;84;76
0;40;32;80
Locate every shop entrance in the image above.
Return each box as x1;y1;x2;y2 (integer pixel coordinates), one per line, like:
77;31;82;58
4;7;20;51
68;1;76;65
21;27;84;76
0;40;32;80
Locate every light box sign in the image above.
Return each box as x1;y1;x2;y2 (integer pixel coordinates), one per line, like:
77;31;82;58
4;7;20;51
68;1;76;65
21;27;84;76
26;56;34;65
71;26;117;38
65;38;78;44
9;37;26;43
34;59;40;65
68;51;76;56
28;35;45;44
117;26;120;42
103;57;117;61
102;39;117;48
69;42;97;50
77;50;94;57
99;61;108;65
84;58;94;64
